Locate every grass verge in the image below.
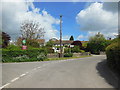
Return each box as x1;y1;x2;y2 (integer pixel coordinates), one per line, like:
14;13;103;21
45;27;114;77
2;55;92;63
45;55;92;61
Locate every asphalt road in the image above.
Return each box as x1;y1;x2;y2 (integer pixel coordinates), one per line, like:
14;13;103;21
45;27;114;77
1;55;119;88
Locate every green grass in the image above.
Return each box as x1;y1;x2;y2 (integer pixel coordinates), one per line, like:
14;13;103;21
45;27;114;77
2;55;92;63
44;55;92;61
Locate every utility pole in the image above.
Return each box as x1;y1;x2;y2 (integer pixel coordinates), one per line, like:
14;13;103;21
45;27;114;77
60;15;62;58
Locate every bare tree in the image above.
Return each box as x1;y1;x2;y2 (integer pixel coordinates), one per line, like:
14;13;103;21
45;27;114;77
20;20;45;40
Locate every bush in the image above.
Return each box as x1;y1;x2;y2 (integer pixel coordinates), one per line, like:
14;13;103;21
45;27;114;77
106;42;120;74
71;46;80;53
80;50;85;53
46;47;54;53
64;53;73;57
2;48;47;62
6;45;21;50
64;48;71;53
26;39;40;48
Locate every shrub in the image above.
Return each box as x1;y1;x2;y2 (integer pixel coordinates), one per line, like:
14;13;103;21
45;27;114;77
46;47;54;53
2;48;47;62
26;39;40;48
71;46;80;53
106;42;120;74
6;45;21;50
64;48;71;53
80;50;85;53
64;53;73;57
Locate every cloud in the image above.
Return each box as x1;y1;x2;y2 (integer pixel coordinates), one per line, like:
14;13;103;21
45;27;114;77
102;2;118;13
1;0;59;41
76;2;118;39
62;35;71;40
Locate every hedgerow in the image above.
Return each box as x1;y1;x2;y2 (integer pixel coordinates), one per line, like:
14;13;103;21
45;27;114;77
2;48;47;62
106;42;120;74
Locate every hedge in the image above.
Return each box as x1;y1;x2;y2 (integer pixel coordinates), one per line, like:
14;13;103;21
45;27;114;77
106;42;120;74
2;48;47;62
64;53;73;57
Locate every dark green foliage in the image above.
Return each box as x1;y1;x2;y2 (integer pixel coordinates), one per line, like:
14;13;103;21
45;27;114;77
87;32;110;54
69;35;74;41
26;39;40;48
71;46;80;53
64;48;71;53
106;41;120;74
46;47;54;53
2;32;11;48
46;41;54;47
64;53;73;57
2;48;47;62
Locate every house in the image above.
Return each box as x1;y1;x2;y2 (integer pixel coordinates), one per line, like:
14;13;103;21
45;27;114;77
35;39;45;46
81;41;89;44
53;40;73;46
71;40;82;48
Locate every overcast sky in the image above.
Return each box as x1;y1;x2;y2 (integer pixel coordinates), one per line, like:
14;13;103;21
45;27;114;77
1;0;118;41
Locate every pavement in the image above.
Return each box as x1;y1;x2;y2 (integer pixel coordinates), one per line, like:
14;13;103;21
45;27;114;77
1;55;119;88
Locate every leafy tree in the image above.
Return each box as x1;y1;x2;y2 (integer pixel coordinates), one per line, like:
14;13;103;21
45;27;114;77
87;32;109;54
20;20;45;40
2;32;11;48
71;46;80;53
26;39;40;48
69;35;74;41
46;41;54;47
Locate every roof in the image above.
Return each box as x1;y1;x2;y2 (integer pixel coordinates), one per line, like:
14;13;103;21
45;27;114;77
54;40;73;44
17;37;45;44
35;39;45;44
81;41;89;43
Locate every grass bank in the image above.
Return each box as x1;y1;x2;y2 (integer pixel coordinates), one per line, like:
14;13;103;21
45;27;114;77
45;55;92;61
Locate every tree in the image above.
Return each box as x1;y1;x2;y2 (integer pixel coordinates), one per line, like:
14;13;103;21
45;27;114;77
69;35;74;41
71;46;80;53
20;20;45;40
2;32;11;48
46;41;54;47
87;32;108;54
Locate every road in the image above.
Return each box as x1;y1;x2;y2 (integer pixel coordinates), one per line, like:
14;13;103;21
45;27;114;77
1;55;119;88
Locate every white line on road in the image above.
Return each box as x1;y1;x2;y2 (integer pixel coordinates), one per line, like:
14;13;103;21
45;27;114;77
1;58;84;89
20;74;26;77
0;83;10;89
25;72;29;74
11;77;20;82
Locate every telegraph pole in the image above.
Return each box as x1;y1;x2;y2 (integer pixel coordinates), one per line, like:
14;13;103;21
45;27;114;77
60;15;62;58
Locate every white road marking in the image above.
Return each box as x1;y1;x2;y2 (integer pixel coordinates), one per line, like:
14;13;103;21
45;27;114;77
37;67;41;69
0;83;10;89
25;72;29;74
1;58;81;89
20;74;26;77
33;68;37;71
11;77;19;82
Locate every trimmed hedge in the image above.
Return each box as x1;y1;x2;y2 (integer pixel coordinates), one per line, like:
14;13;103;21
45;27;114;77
2;48;47;62
64;53;73;57
106;42;120;74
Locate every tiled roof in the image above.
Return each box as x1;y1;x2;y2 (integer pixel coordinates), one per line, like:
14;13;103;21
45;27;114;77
54;40;73;44
81;41;89;43
17;38;45;44
34;39;45;44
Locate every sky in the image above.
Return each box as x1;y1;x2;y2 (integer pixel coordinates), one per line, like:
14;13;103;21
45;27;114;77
1;0;118;41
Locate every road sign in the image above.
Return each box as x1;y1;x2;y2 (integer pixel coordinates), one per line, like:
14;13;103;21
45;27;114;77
22;39;26;44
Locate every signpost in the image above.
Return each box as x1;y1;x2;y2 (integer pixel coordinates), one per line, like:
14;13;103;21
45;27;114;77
22;38;27;50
